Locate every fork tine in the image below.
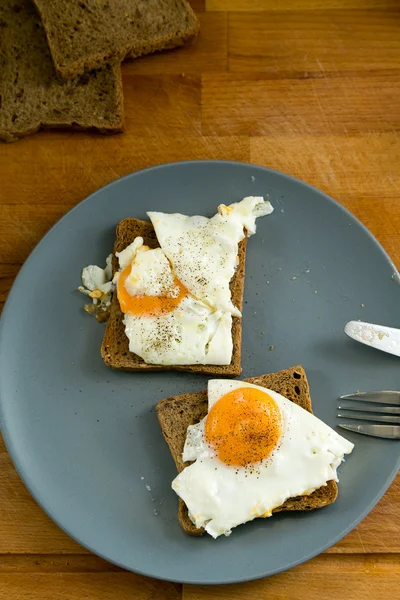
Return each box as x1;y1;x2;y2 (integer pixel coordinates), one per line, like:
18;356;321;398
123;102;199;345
337;404;400;415
337;411;400;424
339;391;400;405
338;424;400;439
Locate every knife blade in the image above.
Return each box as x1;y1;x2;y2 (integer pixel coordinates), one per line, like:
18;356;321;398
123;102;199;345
338;423;400;439
344;321;400;357
340;391;400;405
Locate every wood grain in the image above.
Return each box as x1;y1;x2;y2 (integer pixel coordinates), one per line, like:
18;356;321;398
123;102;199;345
0;265;20;312
184;554;400;600
0;555;181;600
124;74;201;136
202;73;400;136
208;0;399;10
1;1;399;598
228;10;400;73
0;134;249;210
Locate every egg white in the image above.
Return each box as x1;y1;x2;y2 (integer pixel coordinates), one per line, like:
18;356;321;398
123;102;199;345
172;380;354;538
123;297;232;365
148;196;273;316
117;243;233;365
123;245;177;298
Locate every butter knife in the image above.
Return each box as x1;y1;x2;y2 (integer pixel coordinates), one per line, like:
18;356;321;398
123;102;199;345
344;321;400;358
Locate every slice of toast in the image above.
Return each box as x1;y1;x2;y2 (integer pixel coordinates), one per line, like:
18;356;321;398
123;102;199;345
156;365;338;536
32;0;200;80
0;0;124;143
101;218;246;375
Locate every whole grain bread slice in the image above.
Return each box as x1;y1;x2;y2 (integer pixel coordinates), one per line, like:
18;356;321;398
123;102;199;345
156;365;338;535
32;0;200;80
101;217;246;375
0;0;124;143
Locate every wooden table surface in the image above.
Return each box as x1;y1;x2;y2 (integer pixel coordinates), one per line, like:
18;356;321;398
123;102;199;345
1;0;400;598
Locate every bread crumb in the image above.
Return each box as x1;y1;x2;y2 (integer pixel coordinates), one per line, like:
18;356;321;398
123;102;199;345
269;345;275;351
79;254;114;320
96;307;111;323
360;303;365;308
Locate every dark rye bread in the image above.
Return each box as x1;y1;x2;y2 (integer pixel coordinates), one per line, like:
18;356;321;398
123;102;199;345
33;0;200;80
101;217;246;375
0;0;124;143
156;365;338;536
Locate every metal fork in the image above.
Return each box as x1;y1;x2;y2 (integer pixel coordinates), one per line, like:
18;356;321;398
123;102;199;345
337;391;400;439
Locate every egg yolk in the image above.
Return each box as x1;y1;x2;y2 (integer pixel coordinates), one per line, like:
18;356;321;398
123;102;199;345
205;388;282;467
117;263;188;317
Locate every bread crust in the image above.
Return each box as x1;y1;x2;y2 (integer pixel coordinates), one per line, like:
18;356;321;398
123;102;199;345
32;0;200;80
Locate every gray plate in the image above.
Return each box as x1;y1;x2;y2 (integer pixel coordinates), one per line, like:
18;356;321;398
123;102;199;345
1;161;399;585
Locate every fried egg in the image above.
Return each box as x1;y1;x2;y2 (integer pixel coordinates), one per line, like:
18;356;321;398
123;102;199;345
114;197;273;365
172;380;354;538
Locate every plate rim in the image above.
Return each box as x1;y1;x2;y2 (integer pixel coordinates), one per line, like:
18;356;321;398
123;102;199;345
1;159;399;584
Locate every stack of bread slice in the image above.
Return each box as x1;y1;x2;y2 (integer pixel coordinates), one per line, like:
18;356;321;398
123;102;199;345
0;0;199;142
